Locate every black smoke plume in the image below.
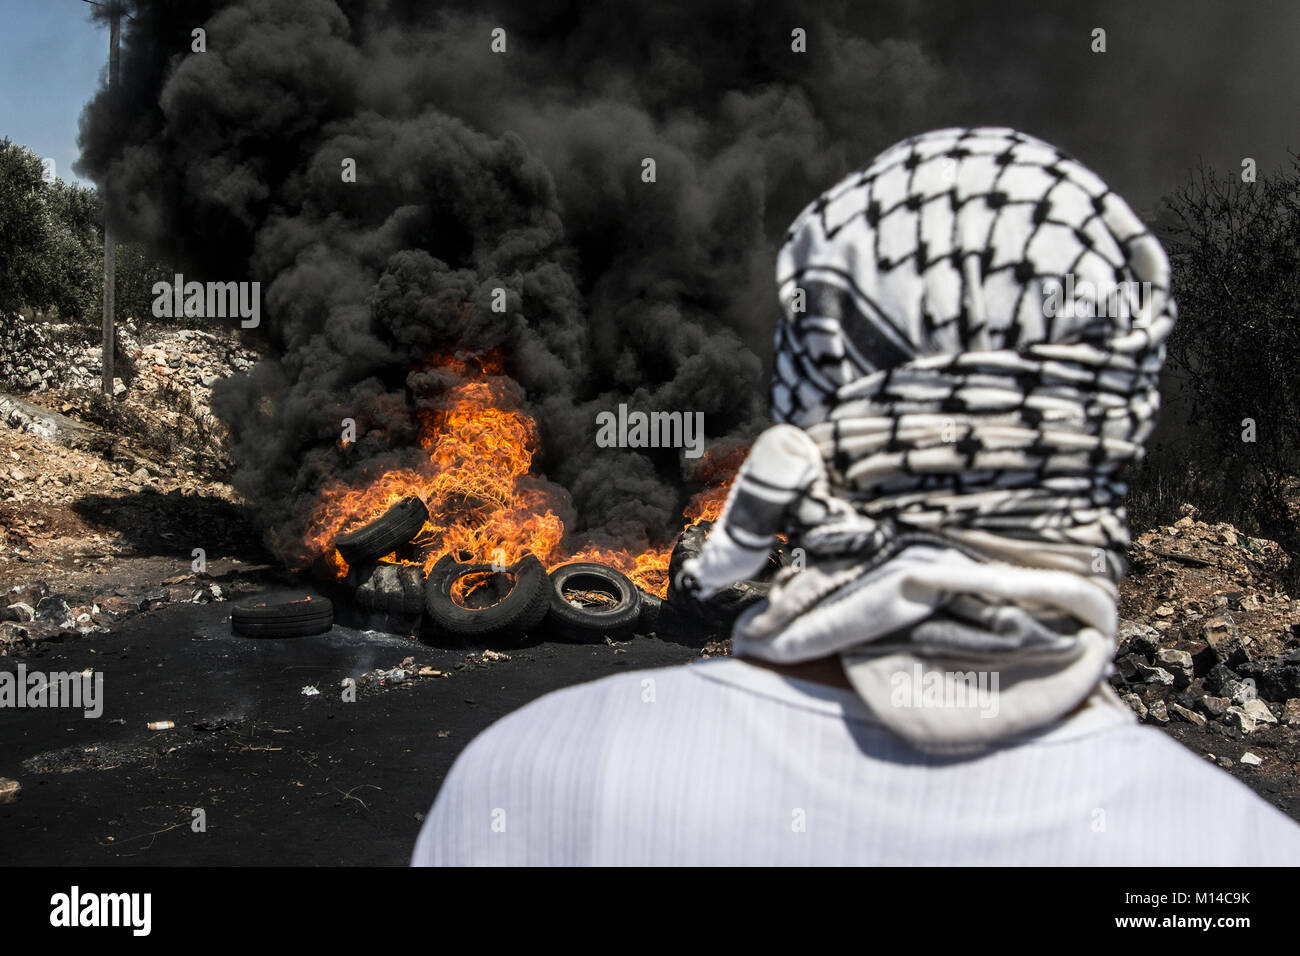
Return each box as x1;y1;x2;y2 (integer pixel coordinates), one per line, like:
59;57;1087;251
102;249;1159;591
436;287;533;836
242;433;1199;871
75;0;1297;561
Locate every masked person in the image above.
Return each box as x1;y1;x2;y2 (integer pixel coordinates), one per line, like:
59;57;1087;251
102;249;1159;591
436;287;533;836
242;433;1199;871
413;128;1300;865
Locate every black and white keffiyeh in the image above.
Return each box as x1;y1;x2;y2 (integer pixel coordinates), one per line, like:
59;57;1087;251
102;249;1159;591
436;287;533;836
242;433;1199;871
680;128;1177;752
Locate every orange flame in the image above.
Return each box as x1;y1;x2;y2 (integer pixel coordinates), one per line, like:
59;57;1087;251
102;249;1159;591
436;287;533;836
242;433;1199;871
296;352;741;597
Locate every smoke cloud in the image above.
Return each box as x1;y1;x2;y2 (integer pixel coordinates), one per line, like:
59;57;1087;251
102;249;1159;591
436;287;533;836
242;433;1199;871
75;0;1298;562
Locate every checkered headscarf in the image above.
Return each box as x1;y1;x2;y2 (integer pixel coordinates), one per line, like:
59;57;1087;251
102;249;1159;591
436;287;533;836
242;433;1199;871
771;127;1176;574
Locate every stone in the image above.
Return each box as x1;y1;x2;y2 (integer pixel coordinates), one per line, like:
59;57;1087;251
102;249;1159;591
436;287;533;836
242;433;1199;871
34;596;71;624
1114;654;1144;684
1117;619;1160;658
1200;696;1231;719
1203;612;1249;668
1225;706;1258;735
1282;699;1300;727
1205;663;1242;695
1119;692;1147;720
1169;701;1206;727
1;602;35;622
1238;659;1300;703
1134;661;1175;686
1155;648;1194;688
1146;699;1169;724
1241;698;1277;726
1182;639;1213;674
1240;752;1262;767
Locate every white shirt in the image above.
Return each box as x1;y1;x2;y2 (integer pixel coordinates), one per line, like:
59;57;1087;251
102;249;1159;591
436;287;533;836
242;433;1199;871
412;657;1300;866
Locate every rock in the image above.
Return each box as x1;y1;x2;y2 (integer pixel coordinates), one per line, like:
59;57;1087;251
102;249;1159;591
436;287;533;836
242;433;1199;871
1155;648;1194;688
1225;706;1258;735
113;378;126;397
1205;663;1242;695
34;596;71;624
1119;692;1147;720
2;602;35;622
1230;680;1260;706
1134;661;1175;686
1200;695;1231;718
1240;752;1262;767
1117;618;1160;657
1146;699;1170;724
1203;612;1249;668
1169;701;1207;727
0;622;29;648
1282;699;1300;727
1237;659;1300;703
137;588;170;611
0;777;19;805
1241;698;1277;726
1181;639;1213;675
1114;653;1144;684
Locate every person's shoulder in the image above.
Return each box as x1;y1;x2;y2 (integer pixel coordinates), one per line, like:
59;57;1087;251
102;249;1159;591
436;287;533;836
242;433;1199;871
1098;721;1300;861
454;661;708;764
412;662;714;865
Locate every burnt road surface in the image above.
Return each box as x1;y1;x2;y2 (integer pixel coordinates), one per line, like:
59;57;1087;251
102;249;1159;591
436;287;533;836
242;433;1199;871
0;589;699;865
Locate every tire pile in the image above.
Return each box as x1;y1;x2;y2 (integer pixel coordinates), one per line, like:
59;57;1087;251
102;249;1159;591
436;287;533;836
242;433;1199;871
233;496;659;643
231;500;785;643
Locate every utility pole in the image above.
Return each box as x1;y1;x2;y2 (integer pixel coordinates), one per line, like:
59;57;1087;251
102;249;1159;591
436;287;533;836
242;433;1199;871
84;0;125;397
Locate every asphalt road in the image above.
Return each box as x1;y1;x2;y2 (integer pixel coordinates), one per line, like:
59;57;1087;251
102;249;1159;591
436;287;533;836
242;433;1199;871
0;590;700;865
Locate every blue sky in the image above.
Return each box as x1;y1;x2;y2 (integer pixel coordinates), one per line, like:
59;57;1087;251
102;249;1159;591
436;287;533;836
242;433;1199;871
0;0;111;187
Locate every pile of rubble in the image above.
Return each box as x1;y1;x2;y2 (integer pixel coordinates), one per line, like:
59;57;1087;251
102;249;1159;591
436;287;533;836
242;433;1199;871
0;317;95;391
1112;504;1300;763
100;326;258;421
1;314;258;418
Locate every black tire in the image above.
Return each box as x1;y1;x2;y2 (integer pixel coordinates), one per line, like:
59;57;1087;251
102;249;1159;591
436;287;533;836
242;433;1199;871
424;553;550;639
350;562;426;614
232;596;333;638
334;497;429;565
547;563;642;642
666;520;774;626
636;590;663;633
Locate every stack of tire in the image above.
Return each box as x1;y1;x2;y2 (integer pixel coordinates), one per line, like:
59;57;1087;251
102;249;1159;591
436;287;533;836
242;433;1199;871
230;495;656;644
663;519;784;638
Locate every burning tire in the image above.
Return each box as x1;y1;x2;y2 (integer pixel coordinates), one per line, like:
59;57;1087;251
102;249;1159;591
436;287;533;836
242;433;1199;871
424;553;550;639
666;520;775;625
334;497;429;565
637;591;663;633
231;596;334;638
546;563;642;642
